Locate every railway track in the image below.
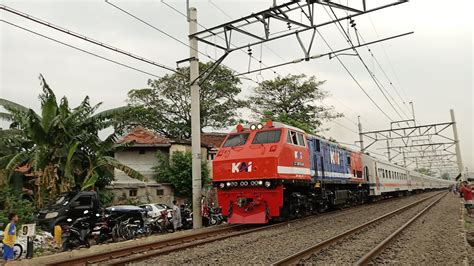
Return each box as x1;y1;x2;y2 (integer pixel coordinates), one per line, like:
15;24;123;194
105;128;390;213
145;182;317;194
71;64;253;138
271;192;446;265
44;192;442;265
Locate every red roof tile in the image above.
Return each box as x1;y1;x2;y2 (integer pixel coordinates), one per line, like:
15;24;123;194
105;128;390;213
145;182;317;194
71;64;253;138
117;127;170;145
201;133;227;148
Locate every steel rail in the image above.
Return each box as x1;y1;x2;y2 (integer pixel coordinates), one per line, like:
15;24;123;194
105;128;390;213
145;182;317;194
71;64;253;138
271;192;443;265
47;224;246;266
355;192;447;265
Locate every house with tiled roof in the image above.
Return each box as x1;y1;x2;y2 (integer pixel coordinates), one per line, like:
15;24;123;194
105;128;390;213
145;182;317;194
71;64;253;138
109;127;226;205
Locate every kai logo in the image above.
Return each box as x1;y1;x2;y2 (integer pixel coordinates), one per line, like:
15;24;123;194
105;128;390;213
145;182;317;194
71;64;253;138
330;150;340;165
231;161;253;173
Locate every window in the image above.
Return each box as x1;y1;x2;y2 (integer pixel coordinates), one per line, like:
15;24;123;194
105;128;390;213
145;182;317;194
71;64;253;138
291;131;298;145
347;156;351;166
156;189;164;196
223;133;249;147
139;149;146;155
316;139;321;152
296;133;305;147
129;189;137;197
385;170;388;179
74;196;92;207
252;130;281;144
364;166;369;179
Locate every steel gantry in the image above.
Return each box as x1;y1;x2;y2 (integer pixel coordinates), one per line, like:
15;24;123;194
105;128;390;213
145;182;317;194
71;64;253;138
358;109;464;180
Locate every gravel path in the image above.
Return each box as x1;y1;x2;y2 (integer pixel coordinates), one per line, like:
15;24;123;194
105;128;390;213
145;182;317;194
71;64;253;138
138;192;441;265
372;193;470;265
301;193;445;264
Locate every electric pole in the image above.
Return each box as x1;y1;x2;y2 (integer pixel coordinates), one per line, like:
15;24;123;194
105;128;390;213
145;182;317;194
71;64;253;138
450;109;464;180
189;7;202;229
358;116;364;152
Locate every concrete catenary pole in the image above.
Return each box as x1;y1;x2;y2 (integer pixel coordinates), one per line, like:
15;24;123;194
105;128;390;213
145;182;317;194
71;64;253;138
189;7;202;229
450;109;464;180
358;116;364;152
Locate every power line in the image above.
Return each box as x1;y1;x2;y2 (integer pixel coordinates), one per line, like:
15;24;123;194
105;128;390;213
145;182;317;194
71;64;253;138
316;29;394;121
353;29;410;119
327;6;403;121
106;0;260;85
0;4;180;75
206;0;385;131
1;19;162;79
160;0;281;77
105;0;213;61
368;14;410;102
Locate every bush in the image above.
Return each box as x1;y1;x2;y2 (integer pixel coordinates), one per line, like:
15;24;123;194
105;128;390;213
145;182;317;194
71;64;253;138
154;151;210;199
0;186;36;229
98;188;115;207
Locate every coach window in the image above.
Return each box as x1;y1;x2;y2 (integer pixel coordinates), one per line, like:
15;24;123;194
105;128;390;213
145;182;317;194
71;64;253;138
316;139;321;152
296;133;305;147
364;166;369;180
252;130;282;144
385;170;388;179
223;133;249;147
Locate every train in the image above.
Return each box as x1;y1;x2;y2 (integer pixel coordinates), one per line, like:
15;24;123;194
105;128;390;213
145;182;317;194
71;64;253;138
212;121;454;224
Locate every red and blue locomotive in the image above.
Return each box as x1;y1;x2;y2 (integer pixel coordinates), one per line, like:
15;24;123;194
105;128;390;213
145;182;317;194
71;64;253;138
212;121;452;224
212;121;366;224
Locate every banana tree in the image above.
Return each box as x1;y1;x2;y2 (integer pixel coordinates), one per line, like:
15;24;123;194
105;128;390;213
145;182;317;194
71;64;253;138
0;75;144;206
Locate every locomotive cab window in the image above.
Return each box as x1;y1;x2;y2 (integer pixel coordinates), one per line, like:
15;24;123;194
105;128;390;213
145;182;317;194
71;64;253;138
252;129;281;144
223;133;250;147
296;133;305;147
287;130;305;147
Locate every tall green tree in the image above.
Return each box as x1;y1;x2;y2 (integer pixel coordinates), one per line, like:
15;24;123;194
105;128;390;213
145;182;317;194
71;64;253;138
0;75;144;206
125;62;247;139
154;151;210;199
249;74;342;133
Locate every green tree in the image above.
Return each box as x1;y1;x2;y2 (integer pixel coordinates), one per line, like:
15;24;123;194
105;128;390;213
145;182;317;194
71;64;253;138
154;151;210;199
415;168;435;176
249;74;342;133
125;62;247;139
441;172;450;180
0;75;144;207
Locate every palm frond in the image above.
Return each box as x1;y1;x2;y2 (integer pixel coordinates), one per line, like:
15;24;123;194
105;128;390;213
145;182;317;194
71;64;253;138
81;171;99;191
0;98;29;113
91;106;130;121
0;154;15;168
0;112;13;121
99;156;144;181
6;151;31;175
64;142;79;187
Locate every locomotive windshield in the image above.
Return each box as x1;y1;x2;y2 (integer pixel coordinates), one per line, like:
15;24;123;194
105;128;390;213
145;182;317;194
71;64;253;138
223;133;250;147
252;129;281;144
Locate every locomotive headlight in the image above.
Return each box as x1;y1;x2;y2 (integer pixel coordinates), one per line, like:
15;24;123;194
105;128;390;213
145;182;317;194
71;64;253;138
219;182;225;189
264;181;271;188
226;182;231;187
258;180;263;185
250;124;257;130
257;123;263;129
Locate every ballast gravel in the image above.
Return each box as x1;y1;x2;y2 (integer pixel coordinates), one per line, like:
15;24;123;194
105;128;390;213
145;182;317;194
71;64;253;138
372;194;470;265
301;193;446;264
138;192;445;265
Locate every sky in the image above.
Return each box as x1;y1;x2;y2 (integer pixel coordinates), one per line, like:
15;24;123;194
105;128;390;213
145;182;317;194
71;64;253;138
1;0;473;176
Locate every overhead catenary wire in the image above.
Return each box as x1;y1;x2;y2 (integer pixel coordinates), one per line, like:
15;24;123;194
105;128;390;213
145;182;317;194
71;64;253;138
368;14;410;102
0;4;181;75
209;0;382;132
326;6;404;121
160;0;281;77
1;19;162;79
106;0;260;85
316;29;394;122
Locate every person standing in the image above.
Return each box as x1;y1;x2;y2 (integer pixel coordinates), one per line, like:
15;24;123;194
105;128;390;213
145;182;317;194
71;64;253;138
460;181;473;217
172;200;182;231
2;213;19;264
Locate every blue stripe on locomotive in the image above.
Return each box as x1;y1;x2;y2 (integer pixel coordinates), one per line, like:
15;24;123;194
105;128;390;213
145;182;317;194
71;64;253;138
308;137;350;182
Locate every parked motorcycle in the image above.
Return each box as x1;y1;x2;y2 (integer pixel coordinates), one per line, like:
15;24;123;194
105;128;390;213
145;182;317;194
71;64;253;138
208;205;224;226
61;210;93;251
91;212;113;244
152;209;173;233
